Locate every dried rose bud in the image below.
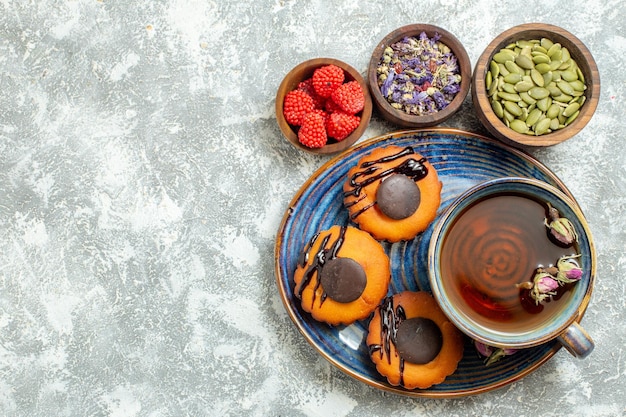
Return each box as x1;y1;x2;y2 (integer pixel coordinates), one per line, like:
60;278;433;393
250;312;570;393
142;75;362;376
556;254;583;284
474;340;493;357
530;271;559;305
544;203;578;246
536;274;559;293
474;340;518;366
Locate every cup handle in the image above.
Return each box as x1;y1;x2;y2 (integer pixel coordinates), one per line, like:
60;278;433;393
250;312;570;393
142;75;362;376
557;321;594;359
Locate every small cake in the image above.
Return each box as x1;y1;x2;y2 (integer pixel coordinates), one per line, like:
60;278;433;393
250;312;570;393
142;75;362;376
293;225;391;326
343;145;442;242
367;291;464;390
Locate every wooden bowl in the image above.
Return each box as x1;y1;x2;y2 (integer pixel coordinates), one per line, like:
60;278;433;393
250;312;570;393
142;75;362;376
367;24;471;128
472;23;600;148
275;58;372;155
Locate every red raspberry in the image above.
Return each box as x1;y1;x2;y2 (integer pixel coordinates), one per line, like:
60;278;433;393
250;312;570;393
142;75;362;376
326;112;360;141
330;80;365;115
297;79;325;109
324;96;342;114
298;112;328;148
312;64;345;98
283;90;314;126
309;108;329;122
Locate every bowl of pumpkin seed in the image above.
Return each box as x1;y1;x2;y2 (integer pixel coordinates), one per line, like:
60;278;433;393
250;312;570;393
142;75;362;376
472;23;600;148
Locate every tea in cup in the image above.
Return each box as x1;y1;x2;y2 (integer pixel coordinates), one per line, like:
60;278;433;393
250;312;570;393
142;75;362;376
428;177;595;358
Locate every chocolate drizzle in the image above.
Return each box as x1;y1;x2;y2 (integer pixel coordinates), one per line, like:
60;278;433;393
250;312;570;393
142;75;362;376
368;295;443;385
368;296;408;384
295;226;351;307
344;147;428;220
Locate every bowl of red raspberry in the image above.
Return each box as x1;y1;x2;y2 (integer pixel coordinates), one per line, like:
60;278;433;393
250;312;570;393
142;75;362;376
276;58;373;155
368;24;471;128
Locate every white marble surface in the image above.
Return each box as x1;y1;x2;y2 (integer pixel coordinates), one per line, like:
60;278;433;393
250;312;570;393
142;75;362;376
1;1;625;416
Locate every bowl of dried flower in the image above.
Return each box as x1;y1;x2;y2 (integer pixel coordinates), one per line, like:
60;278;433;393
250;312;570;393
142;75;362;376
472;23;600;148
276;58;372;155
367;24;471;128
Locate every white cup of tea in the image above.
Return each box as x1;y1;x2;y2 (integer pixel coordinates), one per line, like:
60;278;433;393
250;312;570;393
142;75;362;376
428;177;595;358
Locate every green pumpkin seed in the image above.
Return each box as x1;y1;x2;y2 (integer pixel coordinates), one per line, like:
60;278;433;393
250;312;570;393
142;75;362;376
515;80;535;92
547;85;563;97
576;67;585;84
520;92;537;105
525;108;543;127
493;50;516;63
530;69;544;87
502;82;517;94
562;102;581;117
503;109;515;123
504;73;523;84
561;69;578;82
540;38;554;50
561;47;571;62
550;49;563;62
516;40;535;48
569;79;586;91
510;119;529;133
565;110;580;125
554;93;574;103
557;80;575;95
534;63;551;74
488;77;499;96
505;60;523;74
546;103;561;119
577;95;586;106
547;43;562;58
534;117;552;135
491;99;504;118
528;87;550;99
549;60;563;71
498;63;510;76
497;91;522;102
515;54;535;70
532;53;551;65
558;60;572;70
503;100;523;117
486;70;493;89
537;97;552;112
542;71;553;86
550;117;560;130
490;60;500;78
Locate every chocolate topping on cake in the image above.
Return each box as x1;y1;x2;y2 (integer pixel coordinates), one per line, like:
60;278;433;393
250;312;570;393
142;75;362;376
376;174;421;220
319;257;367;303
395;317;443;364
343;147;428;220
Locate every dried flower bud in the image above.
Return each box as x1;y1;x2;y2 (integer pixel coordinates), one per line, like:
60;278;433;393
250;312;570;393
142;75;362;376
474;340;493;357
474;340;518;366
536;274;559;293
544;203;578;246
556;254;583;284
530;271;559;304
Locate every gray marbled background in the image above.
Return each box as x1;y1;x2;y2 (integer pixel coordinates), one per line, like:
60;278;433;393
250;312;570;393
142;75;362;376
0;1;624;416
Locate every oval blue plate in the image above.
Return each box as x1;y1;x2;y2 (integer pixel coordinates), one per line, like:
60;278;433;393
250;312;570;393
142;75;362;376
274;128;590;398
